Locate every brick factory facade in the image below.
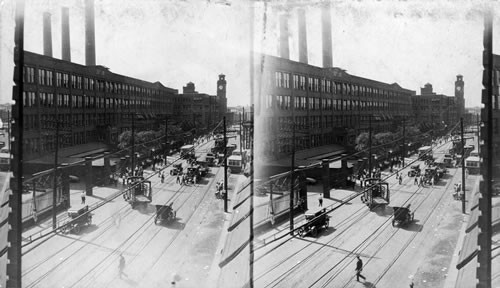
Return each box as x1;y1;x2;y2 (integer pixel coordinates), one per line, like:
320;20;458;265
22;51;227;163
255;54;416;161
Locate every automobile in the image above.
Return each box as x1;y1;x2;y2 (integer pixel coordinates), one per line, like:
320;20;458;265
392;205;414;227
297;208;330;237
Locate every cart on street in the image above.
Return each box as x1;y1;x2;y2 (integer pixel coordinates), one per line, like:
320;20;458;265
154;204;176;225
392;205;414;227
61;205;92;234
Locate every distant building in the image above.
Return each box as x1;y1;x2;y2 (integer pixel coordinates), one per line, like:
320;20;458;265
411;80;460;131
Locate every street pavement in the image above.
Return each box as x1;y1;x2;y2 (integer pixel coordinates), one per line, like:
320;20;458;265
220;138;476;288
21;137;244;288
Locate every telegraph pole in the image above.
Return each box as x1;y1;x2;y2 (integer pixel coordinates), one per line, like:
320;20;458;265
402;118;406;167
131;113;135;175
477;113;480;153
460;118;466;214
52;117;60;229
290;122;295;235
368;115;372;177
7;0;25;286
223;116;228;212
477;13;492;287
165;115;168;155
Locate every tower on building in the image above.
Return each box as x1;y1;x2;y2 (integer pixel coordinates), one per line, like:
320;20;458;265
217;74;227;122
455;75;465;116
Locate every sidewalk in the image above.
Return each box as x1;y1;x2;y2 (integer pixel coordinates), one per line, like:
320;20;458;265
22;184;124;244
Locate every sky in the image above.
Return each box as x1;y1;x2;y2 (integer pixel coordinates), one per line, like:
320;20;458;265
0;0;252;106
253;0;500;108
2;1;500;108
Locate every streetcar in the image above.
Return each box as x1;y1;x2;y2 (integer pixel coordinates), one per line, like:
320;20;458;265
465;156;480;175
180;144;195;159
124;176;152;208
227;155;242;174
361;178;390;210
418;146;432;160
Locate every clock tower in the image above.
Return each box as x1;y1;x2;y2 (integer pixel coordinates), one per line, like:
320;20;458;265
455;75;465;117
217;74;227;123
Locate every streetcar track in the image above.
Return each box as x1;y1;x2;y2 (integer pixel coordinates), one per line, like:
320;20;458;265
85;169;224;288
257;141;454;288
22;142;216;287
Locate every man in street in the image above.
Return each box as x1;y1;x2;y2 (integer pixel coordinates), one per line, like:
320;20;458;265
318;194;323;207
81;190;86;205
399;175;403;185
355;256;366;282
118;253;126;279
414;176;418;186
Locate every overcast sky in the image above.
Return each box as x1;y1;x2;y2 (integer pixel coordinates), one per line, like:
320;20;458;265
0;0;251;106
1;1;500;108
254;0;500;108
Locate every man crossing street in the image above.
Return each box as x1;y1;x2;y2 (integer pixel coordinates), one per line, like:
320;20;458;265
355;256;366;282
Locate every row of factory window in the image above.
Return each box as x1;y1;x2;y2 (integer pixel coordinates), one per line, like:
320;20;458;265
268;115;359;132
275;71;411;100
270;95;399;111
272;133;337;154
23;91;167;110
23;113;132;131
23;131;96;155
24;66;170;98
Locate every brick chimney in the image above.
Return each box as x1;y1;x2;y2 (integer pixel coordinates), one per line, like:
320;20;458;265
43;12;53;57
85;0;96;66
321;2;333;68
279;14;290;59
298;9;308;64
61;7;71;62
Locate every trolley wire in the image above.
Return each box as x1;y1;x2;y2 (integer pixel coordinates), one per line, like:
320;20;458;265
251;134;456;287
23;139;219;287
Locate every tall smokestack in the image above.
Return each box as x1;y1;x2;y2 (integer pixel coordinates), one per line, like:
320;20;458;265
61;7;71;62
321;2;333;68
279;14;290;59
43;12;53;57
85;0;96;66
298;9;308;64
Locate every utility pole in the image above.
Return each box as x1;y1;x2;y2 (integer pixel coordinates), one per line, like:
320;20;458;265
477;13;492;287
477;113;480;153
165;115;168;155
460;118;466;214
7;0;24;286
131;113;135;175
239;110;243;159
402;118;406;167
368;115;372;177
52;117;60;229
223;116;228;212
290;122;295;235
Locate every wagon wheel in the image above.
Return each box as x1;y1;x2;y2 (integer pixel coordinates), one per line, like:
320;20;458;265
324;219;329;229
154;215;160;225
73;225;81;234
298;228;305;237
311;227;318;237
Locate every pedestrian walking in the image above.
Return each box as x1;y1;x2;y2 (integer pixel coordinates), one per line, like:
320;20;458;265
161;172;165;183
181;174;185;186
81;190;86;205
414;176;418;186
118;253;126;279
319;194;323;207
355;256;366;282
176;174;180;184
399;175;403;185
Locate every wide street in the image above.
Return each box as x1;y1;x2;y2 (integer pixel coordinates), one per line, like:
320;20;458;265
21;137;240;288
251;137;478;288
